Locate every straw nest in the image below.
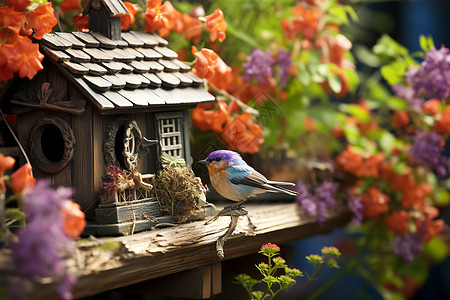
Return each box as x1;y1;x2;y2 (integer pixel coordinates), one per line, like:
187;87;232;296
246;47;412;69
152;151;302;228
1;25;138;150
155;164;208;223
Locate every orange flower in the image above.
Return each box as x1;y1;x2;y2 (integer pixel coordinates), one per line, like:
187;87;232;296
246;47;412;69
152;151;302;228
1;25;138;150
332;124;344;139
25;2;57;40
60;0;82;14
61;200;86;239
0;6;24;35
10;163;36;194
191;46;218;80
208;56;232;90
2;35;44;80
362;187;390;218
401;183;431;210
281;4;321;40
144;0;179;37
205;8;227;42
356;153;385;178
434;106;450;135
73;13;89;32
221;113;264;154
319;34;354;69
121;1;139;30
417;218;444;243
180;13;202;43
422;98;441;115
392;110;410;129
0;154;16;193
6;0;31;12
385;210;410;234
191;101;229;133
303;116;317;132
335;146;363;174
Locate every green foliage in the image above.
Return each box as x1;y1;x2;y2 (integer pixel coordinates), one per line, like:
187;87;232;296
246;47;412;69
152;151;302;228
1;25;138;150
234;244;341;300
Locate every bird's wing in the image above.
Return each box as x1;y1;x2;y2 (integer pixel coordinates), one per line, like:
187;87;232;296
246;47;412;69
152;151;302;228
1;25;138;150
228;166;298;196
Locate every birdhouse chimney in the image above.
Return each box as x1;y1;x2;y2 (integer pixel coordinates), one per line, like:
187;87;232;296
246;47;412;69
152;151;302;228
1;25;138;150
83;0;129;40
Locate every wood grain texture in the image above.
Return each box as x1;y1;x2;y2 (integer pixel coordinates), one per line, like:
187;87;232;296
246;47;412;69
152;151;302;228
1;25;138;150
0;203;351;299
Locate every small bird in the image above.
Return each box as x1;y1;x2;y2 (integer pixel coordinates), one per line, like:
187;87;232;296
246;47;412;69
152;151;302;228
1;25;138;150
199;150;299;208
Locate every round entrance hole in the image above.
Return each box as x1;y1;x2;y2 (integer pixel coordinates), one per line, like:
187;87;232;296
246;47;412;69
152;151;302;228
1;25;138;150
41;124;65;163
29;117;75;174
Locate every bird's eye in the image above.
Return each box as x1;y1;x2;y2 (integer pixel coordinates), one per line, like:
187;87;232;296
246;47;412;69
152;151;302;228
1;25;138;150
214;157;222;162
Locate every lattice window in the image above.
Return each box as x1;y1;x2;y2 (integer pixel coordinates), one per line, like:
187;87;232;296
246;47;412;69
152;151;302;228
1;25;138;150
158;113;183;159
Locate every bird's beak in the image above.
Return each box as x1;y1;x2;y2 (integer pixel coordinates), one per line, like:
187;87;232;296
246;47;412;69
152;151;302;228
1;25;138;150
198;159;209;165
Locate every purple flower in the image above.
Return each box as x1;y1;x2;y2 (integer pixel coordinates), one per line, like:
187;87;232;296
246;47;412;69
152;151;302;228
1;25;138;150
295;181;337;224
393;231;424;262
315;181;337;208
10;180;76;300
243;49;274;84
392;84;422;112
296;181;317;215
409;130;442;169
277;50;292;87
347;194;364;226
406;46;450;101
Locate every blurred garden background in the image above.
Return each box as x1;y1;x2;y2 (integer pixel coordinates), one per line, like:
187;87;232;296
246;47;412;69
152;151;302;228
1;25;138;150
2;0;450;299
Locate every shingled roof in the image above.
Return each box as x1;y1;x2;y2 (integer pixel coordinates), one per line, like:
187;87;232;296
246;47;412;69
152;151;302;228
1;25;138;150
39;31;215;112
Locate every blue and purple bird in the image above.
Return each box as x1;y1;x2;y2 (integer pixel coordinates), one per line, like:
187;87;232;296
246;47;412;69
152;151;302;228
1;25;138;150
199;150;299;206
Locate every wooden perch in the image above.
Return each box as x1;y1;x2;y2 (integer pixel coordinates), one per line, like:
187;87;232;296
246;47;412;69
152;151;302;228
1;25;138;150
0;202;351;300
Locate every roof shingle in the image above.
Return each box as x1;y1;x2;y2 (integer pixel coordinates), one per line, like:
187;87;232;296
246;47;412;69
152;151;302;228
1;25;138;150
41;31;214;111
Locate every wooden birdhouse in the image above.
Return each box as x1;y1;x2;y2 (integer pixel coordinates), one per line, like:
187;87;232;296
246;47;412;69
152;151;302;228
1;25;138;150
0;0;214;235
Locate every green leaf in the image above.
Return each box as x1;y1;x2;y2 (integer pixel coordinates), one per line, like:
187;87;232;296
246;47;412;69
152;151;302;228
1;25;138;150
342;68;359;93
5;208;25;220
434;188;450;206
327;71;342;94
339;104;370;122
342;124;361;144
424;236;447;262
419;35;435;52
380;60;407;85
378;130;396;153
373;34;408;59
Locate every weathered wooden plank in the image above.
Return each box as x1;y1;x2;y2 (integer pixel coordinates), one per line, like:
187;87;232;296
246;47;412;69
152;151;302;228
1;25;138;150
0;203;351;300
156;72;181;88
81;62;108;76
41;33;72;50
90;32;118;49
102;74;126;89
83;75;112;92
102;90;133;107
61;61;89;75
64;48;92;63
128;61;150;73
72;32;100;48
123;47;144;61
172;59;191;72
54;32;86;49
141;60;164;73
41;46;71;62
129;31;159;47
142;73;162;87
135;47;163;61
121;32;144;48
159;60;181;72
154;46;178;59
83;48;114;62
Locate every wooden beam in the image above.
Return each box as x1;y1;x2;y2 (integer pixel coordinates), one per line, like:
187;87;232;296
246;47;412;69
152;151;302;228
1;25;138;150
0;203;351;299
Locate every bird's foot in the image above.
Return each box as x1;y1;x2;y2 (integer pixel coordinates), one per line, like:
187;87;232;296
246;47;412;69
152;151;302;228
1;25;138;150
205;204;248;225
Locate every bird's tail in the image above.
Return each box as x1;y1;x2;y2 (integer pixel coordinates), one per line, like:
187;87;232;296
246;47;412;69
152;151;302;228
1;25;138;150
267;180;300;196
